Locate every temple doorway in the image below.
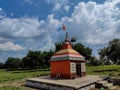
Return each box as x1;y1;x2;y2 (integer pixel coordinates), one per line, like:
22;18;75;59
76;63;81;77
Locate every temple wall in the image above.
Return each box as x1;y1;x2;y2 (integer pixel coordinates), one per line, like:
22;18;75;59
50;60;71;79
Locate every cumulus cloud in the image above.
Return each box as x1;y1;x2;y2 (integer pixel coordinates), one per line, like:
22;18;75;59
0;41;25;51
31;0;120;49
0;12;62;52
53;3;62;11
0;17;44;39
45;0;69;12
65;0;120;45
25;14;61;51
64;5;70;12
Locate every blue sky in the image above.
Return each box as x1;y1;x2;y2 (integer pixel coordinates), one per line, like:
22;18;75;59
0;0;120;62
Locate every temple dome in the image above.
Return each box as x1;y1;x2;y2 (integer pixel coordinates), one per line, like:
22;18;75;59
51;41;85;61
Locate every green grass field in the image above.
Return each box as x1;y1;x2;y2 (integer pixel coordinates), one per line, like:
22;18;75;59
86;65;120;77
0;68;50;83
0;65;120;83
0;86;21;90
0;65;120;90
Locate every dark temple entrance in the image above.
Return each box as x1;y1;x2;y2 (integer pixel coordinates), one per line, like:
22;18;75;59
76;63;81;77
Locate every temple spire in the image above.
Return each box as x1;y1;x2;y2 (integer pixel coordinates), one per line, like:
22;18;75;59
62;23;70;43
65;32;69;42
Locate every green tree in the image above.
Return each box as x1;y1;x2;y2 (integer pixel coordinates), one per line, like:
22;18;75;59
73;43;92;60
4;57;21;69
55;42;64;52
99;38;120;64
87;56;102;66
42;50;54;67
21;50;44;69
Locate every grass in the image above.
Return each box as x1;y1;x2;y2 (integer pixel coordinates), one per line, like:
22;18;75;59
86;65;120;77
0;86;36;90
0;68;50;83
0;86;21;90
0;65;120;83
0;65;120;89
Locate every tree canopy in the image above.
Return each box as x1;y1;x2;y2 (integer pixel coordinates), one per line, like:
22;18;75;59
21;50;44;69
55;42;64;52
99;38;120;64
73;43;92;60
4;57;21;69
21;50;54;69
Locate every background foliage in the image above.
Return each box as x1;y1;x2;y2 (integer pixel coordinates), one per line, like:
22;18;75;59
0;38;120;69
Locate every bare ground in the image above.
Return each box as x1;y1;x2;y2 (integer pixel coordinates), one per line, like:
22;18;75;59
0;79;38;90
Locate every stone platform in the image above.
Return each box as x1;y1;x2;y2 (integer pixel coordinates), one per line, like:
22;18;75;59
26;75;103;90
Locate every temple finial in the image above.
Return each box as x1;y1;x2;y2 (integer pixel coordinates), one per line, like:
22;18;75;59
65;32;69;42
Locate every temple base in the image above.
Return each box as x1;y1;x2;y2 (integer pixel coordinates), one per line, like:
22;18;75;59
26;75;103;90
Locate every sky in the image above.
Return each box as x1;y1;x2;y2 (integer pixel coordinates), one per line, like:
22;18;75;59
0;0;120;62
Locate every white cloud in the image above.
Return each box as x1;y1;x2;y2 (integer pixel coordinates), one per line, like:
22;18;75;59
0;37;6;41
53;3;62;11
0;41;25;51
65;0;120;45
25;14;61;51
0;7;5;19
64;5;70;12
25;0;120;51
0;8;2;12
45;14;61;32
0;17;44;38
45;0;69;12
0;12;62;52
24;0;33;4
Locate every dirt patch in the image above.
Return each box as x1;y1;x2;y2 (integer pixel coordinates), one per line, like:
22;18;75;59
0;79;25;87
0;79;39;90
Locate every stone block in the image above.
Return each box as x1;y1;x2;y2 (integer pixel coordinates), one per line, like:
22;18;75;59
35;82;42;88
41;83;48;89
53;86;62;90
85;86;90;90
48;85;54;90
62;87;74;90
90;84;95;89
79;88;86;90
26;81;33;86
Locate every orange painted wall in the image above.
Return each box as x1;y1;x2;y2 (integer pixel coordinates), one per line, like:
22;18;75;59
50;60;71;78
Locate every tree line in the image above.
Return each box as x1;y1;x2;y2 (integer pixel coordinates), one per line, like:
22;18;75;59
1;50;54;69
0;38;120;69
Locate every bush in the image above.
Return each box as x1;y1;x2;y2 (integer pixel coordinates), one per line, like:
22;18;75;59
87;59;102;66
0;62;4;69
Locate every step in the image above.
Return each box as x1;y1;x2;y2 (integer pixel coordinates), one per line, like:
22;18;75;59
96;80;108;85
109;86;119;90
103;83;113;89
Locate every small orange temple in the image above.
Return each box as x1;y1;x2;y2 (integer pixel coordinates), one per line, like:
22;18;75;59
50;28;86;79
